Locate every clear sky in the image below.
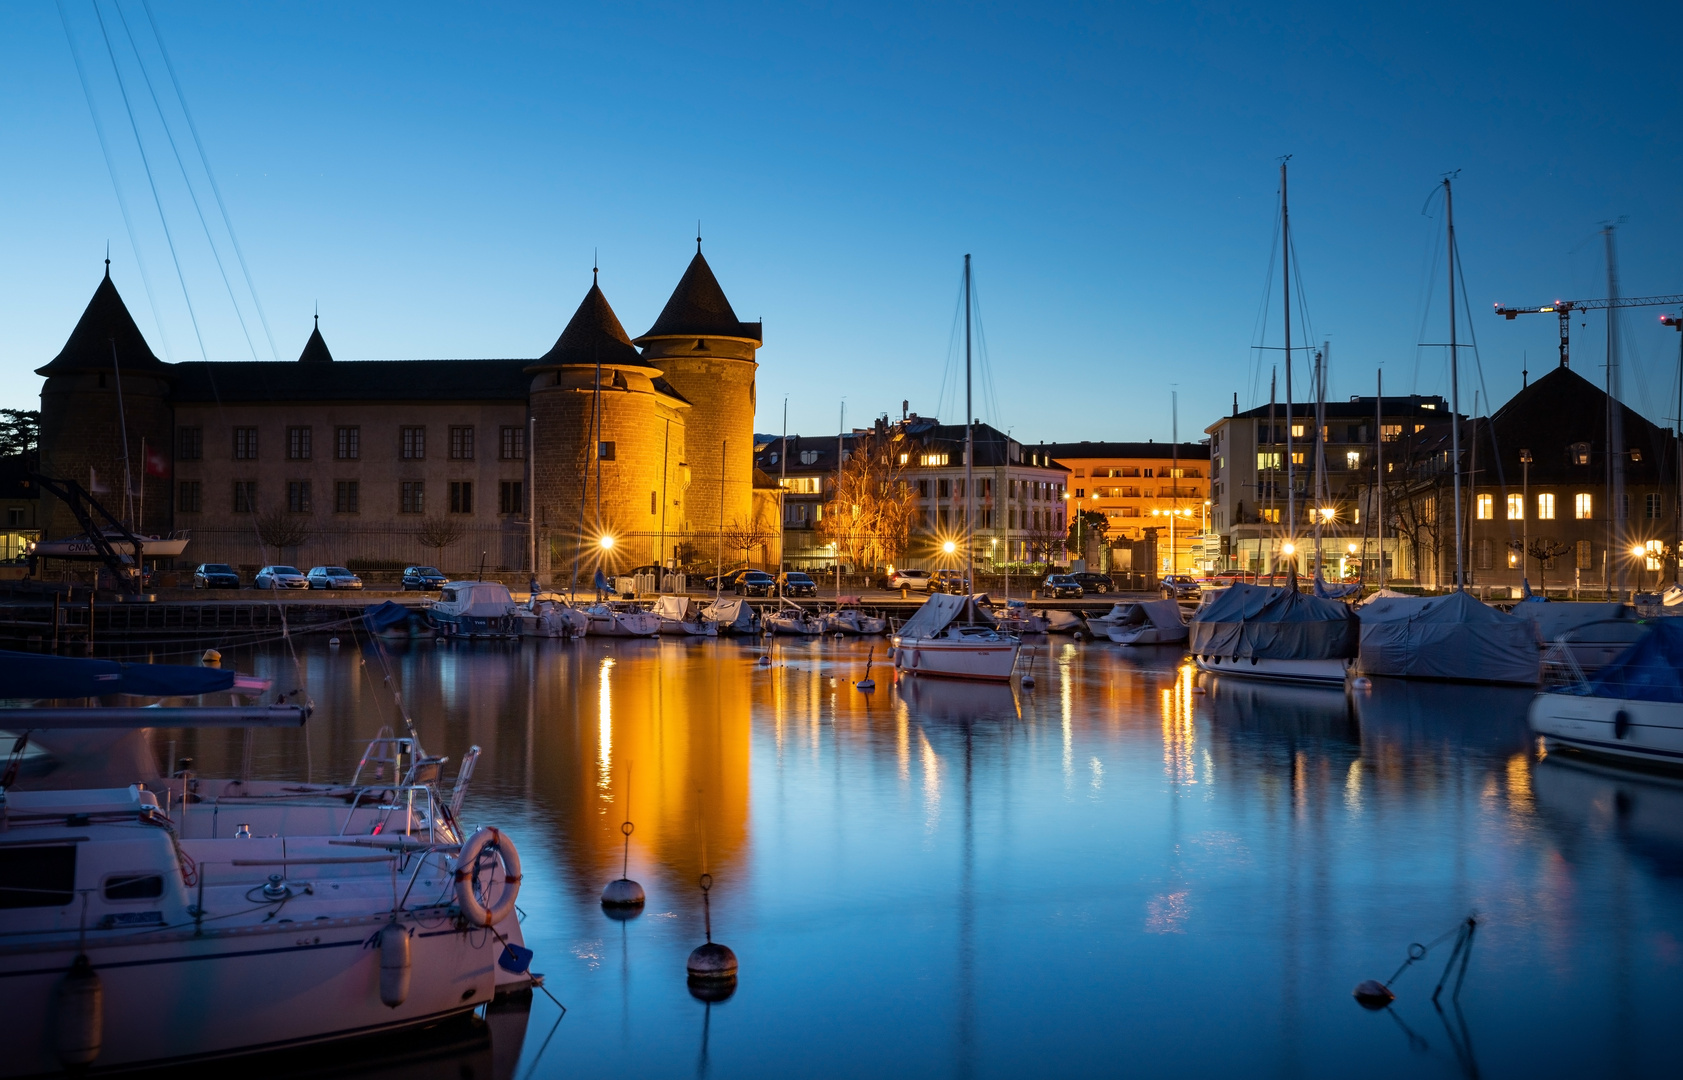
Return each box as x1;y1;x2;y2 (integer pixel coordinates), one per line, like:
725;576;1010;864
2;1;1679;442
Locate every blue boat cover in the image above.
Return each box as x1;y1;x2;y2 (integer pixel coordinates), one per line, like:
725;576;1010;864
0;649;235;699
1190;583;1359;660
363;601;411;632
1583;617;1682;702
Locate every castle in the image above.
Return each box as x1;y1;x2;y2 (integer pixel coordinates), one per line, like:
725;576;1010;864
33;245;780;581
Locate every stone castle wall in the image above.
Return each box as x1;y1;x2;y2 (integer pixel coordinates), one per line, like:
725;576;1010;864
647;356;756;551
38;370;174;539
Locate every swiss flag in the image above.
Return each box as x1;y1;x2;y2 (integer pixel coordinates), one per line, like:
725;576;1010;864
145;445;170;479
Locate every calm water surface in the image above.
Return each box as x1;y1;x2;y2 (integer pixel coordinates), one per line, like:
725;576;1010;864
166;636;1683;1078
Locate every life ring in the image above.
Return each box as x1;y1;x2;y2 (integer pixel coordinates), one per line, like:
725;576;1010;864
453;826;522;927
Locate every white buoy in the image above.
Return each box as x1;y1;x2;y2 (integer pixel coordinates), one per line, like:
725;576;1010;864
55;955;102;1068
687;874;737;991
201;648;221;664
328;636;340;647
856;678;876;691
1352;676;1373;691
1021;673;1035;688
757;655;771;666
378;923;411;1007
1073;631;1084;642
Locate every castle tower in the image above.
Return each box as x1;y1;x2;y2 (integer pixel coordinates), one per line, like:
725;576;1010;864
35;266;176;538
297;314;334;363
634;244;761;558
528;274;688;584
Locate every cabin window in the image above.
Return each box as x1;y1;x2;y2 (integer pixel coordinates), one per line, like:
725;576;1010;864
0;845;76;908
103;873;164;901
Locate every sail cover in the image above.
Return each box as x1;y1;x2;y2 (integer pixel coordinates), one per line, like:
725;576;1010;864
363;601;411;631
700;597;755;632
1357;590;1539;684
896;592;968;640
652;595;695;622
1190;583;1358;660
1582;617;1683;702
1128;598;1188;633
0;650;235;699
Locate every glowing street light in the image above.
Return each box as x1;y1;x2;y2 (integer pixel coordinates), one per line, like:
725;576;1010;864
942;540;957;555
599;534;616;551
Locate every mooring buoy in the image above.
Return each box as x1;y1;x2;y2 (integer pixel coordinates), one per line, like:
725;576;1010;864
201;648;221;664
687;873;737;992
1352;979;1394;1009
1352;676;1373;691
602;820;645;915
757;655;771;667
328;637;341;647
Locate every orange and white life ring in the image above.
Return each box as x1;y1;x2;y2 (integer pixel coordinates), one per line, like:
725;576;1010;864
453;826;522;927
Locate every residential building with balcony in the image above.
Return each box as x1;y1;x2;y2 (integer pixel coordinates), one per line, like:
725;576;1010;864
1038;441;1209;574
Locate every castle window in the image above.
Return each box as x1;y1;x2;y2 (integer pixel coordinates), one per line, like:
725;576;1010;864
336;426;360;460
500;426;526;460
1575;493;1593;519
1538;493;1556;520
1477;494;1493;520
449;481;473;514
234;428;258;460
598;441;615;461
937;478;951;498
178;481;200;513
449;427;474;460
178;427;202;461
287;427;312;461
400;482;425;514
1570;442;1591;466
335;481;360;514
287;481;312;514
400;427;426;460
500;481;524;515
1647;493;1663;519
233;481;257;513
1507;494;1523;520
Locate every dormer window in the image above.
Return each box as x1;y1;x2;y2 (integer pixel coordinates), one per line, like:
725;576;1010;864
1570;442;1591;466
1630;448;1643;463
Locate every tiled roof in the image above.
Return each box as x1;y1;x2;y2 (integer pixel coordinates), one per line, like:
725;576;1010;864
1041;441;1209;461
637;251;761;343
170;359;531;403
296;320;334;363
36;270;168;377
533;279;644;368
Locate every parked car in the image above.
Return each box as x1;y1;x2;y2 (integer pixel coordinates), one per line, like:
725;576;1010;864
885;568;933;590
780;571;818;597
307;566;364;590
1042;574;1084;599
402;566;449;591
930;569;972;594
704;568;753;591
193;563;240;589
1160;574;1201;600
254;565;309;590
735;571;777;597
1069;571;1114;594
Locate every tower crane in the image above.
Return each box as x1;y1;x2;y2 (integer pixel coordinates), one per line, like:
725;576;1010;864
1493;293;1683;369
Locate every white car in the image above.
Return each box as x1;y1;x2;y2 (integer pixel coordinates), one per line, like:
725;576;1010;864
886;569;933;590
255;565;309;590
307;566;364;590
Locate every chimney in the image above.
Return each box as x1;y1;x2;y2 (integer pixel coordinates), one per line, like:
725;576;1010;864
1232;392;1238;417
902;400;909;421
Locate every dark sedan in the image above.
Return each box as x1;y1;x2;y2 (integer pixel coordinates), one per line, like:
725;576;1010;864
1042;574;1084;599
1070;572;1114;594
1160;574;1201;600
194;563;240;589
704;568;753;591
779;572;818;597
402;566;449;591
735;571;777;597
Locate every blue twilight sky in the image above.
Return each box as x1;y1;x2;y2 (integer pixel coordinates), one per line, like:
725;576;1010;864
1;1;1679;443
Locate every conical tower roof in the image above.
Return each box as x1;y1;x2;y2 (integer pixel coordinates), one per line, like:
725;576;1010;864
636;249;762;343
533;277;644;367
36;267;168;376
297;317;334;363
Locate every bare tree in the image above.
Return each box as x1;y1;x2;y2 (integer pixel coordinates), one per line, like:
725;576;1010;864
1507;536;1571;593
418;516;465;558
722;515;774;570
255;507;310;563
821;430;918;573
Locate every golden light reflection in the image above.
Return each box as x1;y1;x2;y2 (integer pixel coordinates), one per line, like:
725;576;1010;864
920;728;941;836
597;656;615;804
1344;759;1363;812
1505;752;1534;812
1160;663;1198;785
1060;653;1074;782
896;699;909;784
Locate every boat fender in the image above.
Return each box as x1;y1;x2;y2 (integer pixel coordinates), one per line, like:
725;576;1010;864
378;923;411;1008
55;954;102;1067
454;826;523;927
1614;709;1631;740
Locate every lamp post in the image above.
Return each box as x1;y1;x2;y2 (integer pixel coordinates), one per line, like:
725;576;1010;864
1519;448;1532;588
1664;313;1682;582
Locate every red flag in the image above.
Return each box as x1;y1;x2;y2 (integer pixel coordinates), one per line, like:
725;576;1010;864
145;445;170;479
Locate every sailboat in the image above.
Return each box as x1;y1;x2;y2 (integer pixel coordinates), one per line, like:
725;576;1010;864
1191;160;1358;685
891;255;1021;683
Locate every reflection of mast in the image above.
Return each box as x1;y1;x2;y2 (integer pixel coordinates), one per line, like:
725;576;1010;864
955;719;975;1078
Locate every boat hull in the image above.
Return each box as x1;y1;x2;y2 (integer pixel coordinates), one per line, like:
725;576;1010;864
1529;692;1683;765
1106;625;1189;646
892;638;1020;682
1193;653;1351;685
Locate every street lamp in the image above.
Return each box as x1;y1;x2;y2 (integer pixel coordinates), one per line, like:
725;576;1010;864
599;534;615;550
942;540;957;555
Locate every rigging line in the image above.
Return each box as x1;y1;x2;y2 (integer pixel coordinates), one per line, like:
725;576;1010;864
140;0;279;362
968;263;1002;429
1248;209;1283;410
1412;187;1446;396
1286;229;1316;355
91;0;209;362
56;0;176;362
935;262;966;421
114;0;260;362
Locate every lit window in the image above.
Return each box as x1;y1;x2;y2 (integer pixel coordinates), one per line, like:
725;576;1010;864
1380;424;1402;441
1256;452;1281;470
1291;452;1305;466
1507;493;1523;520
1291;424;1306;438
1345;451;1361;469
1476;494;1493;520
1261;508;1280;523
1575;493;1593;519
1508;548;1519;567
1537;493;1555;520
1646;540;1664;571
1570;442;1590;466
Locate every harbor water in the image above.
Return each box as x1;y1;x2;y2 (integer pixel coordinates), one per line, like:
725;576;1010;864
157;636;1683;1078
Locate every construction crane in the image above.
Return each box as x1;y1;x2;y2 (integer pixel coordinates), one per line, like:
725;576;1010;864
1493;293;1683;369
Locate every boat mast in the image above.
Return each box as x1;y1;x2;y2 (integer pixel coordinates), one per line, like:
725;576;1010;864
1281;159;1296;579
838;401;845;599
1312;345;1327;576
1604;225;1626;599
1376;368;1384;589
1170;391;1178;579
1267;367;1277;578
964;254;975;623
1445;175;1464;592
